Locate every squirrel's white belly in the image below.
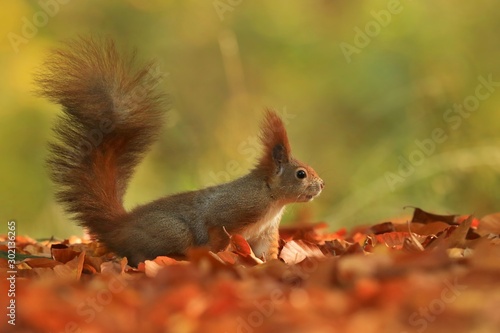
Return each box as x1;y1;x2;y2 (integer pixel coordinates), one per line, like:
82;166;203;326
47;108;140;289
241;204;285;240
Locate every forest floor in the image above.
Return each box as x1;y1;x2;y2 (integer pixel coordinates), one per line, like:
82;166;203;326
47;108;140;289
1;207;500;333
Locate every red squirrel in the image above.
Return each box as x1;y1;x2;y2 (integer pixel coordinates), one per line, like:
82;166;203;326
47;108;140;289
36;37;324;266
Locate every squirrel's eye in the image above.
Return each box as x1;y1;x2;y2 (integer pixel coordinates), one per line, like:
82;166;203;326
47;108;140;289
296;169;307;179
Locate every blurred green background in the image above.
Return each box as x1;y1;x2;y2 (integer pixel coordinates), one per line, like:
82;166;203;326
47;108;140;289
1;0;499;239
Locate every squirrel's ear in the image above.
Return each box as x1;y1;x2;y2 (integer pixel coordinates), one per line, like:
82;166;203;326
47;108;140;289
258;109;291;174
272;144;288;174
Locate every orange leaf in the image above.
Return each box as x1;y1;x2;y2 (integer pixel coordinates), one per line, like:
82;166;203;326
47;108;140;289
53;251;85;281
25;258;62;269
101;257;129;275
456;215;480;228
0;258;8;268
144;260;162;278
478;212;500;235
279;240;325;264
410;221;451;236
375;232;408;250
229;234;252;257
51;243;80;263
216;251;238;265
445;215;474;248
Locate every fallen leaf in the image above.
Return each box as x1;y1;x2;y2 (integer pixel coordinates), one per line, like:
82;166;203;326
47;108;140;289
228;234;252;257
5;206;500;333
216;251;238;265
144;259;162;278
152;256;179;266
456;215;480;228
101;257;128;275
375;232;408;250
410;221;451;236
406;221;425;251
279;240;325;264
478;212;500;236
24;258;62;269
322;239;351;256
53;251;85;281
368;222;395;235
446;215;474;248
51;244;80;263
409;207;458;225
279;222;329;242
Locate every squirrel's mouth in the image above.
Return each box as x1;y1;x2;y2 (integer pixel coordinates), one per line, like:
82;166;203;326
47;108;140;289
303;188;323;202
303;193;319;202
297;187;322;202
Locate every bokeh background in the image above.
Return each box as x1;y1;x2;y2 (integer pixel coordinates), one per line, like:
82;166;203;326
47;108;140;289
1;0;499;238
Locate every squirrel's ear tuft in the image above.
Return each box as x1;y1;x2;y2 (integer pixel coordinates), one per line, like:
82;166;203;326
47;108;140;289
258;109;291;174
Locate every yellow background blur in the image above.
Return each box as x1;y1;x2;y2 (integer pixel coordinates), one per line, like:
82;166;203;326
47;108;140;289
1;0;499;238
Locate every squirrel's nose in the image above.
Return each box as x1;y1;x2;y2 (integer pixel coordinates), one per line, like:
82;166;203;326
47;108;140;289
319;179;325;189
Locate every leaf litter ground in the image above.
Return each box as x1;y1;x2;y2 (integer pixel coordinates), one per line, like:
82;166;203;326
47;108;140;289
1;207;500;333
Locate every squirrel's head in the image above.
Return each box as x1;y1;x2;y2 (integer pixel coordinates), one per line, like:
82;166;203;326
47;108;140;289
257;109;324;203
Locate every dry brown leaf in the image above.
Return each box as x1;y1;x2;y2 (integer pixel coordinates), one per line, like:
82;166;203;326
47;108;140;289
470;238;500;271
368;222;395;235
53;251;85;281
279;240;325;264
478;212;500;236
100;257;129;275
409;207;458;224
337;253;392;281
410;221;452;236
28;267;57;279
84;255;105;272
144;259;162;278
24;258;63;269
375;232;408;250
279;221;330;242
152;256;179;266
446;215;474;248
4;207;500;333
51;244;80;263
322;239;351;256
186;248;237;276
23;244;52;257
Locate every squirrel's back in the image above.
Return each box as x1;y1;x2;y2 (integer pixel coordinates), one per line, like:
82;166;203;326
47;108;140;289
36;37;166;237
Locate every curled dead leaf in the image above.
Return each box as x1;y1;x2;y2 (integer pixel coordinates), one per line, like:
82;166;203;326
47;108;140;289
53;251;85;281
279;240;325;264
409;207;458;224
51;243;80;263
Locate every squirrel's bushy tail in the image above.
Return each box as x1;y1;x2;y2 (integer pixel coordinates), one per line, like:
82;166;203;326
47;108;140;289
36;37;165;236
